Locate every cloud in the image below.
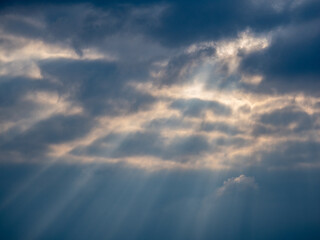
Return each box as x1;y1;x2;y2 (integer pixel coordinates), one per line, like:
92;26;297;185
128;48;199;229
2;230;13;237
144;117;193;130
257;140;320;169
240;16;320;94
111;131;164;158
252;106;319;136
39;59;157;116
156;46;216;86
1;2;320;239
200;122;242;135
165;135;210;160
170;98;231;117
216;175;258;197
0;0;282;48
148;0;291;47
72;131;210;163
0;3;169;59
0;114;94;162
213;136;249;148
0;1;319;172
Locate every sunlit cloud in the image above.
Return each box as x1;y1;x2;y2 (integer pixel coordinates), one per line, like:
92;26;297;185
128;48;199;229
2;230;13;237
1;1;320;239
0;0;319;171
216;174;258;197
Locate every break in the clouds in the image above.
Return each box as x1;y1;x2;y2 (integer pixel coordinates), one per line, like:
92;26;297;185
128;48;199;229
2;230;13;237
0;0;320;239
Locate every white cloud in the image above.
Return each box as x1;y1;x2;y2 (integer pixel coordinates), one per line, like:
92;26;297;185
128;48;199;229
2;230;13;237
216;175;258;197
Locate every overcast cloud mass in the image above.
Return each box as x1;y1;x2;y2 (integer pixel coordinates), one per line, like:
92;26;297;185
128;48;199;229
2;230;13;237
0;0;320;239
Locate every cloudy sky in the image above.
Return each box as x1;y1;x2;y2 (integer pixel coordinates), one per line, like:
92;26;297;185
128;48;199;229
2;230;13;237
0;0;320;239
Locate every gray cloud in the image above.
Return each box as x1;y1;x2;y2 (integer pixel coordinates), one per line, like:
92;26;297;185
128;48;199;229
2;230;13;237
72;131;211;162
144;117;193;130
252;106;319;136
240;17;320;95
39;59;156;116
0;1;319;169
111;131;164;158
258;140;320;169
213;136;249;148
157;47;216;86
0;4;167;57
0;114;94;162
1;1;320;240
170;98;231;117
200;121;242;135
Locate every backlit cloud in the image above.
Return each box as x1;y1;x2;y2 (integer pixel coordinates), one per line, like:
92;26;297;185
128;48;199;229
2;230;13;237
1;1;320;239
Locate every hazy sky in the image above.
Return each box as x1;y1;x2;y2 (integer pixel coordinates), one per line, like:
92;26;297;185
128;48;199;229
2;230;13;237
0;0;320;239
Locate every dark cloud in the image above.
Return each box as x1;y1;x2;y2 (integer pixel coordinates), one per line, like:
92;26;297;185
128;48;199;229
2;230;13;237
0;114;94;161
260;107;314;127
148;0;291;47
0;3;172;63
253;140;320;169
0;77;54;107
200;121;242;135
158;47;216;85
1;0;319;95
240;17;320;94
72;131;210;162
40;59;156;116
19;114;94;144
170;98;231;117
213;136;249;148
0;1;320;239
144;117;193;130
112;131;163;158
0;76;59;124
165;135;210;160
252;106;319;136
2;0;316;53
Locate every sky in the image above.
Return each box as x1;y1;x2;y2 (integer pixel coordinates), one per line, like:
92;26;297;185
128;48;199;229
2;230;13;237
0;0;320;239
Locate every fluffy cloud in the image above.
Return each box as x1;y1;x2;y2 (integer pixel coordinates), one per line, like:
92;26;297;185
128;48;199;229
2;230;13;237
216;175;258;197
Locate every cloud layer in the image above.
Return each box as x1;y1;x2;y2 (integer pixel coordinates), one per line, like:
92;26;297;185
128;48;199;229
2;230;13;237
0;1;319;172
1;1;320;239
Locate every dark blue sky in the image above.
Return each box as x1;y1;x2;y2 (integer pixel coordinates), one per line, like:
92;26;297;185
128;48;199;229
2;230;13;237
0;0;320;239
